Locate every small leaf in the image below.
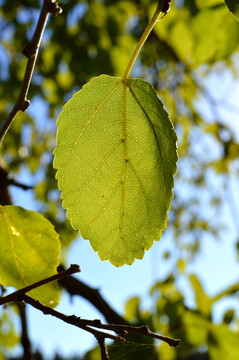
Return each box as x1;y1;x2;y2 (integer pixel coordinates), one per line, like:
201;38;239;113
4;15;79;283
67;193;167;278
125;297;140;322
225;0;239;21
189;274;212;317
181;311;209;348
0;205;61;307
54;75;177;266
208;324;239;360
223;309;235;324
0;311;19;348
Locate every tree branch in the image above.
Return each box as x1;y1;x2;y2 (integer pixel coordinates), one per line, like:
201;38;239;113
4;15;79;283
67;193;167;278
0;264;80;306
20;294;180;349
0;166;33;192
21;295;126;343
17;302;33;360
0;0;62;147
57;264;129;325
97;337;110;360
94;323;180;347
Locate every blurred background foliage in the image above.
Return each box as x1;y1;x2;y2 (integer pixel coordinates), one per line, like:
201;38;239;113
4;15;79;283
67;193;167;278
0;0;239;359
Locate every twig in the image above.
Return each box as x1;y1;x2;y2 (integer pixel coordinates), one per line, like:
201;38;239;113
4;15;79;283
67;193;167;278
57;267;180;347
0;166;33;191
95;323;180;347
0;264;80;306
0;0;62;147
17;302;33;360
57;264;128;325
7;179;33;190
20;294;180;349
97;337;110;360
21;295;125;343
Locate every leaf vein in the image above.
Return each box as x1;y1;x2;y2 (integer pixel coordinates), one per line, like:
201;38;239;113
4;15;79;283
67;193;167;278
128;85;169;196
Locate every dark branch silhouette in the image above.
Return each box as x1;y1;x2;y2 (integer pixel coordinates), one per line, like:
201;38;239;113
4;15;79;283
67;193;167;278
21;294;180;348
0;265;80;306
0;0;62;146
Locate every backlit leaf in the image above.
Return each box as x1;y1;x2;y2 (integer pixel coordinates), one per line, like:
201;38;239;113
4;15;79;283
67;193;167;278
208;324;239;360
54;75;177;266
190;274;212;316
0;205;61;307
0;311;19;348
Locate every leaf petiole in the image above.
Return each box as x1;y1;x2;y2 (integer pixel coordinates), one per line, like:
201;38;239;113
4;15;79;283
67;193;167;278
123;0;168;81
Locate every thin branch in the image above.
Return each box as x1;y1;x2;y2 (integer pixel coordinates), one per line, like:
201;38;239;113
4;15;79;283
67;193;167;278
97;337;110;360
17;302;33;360
0;166;33;190
57;269;180;347
57;264;128;325
21;294;180;349
94;323;180;347
0;0;62;147
0;264;80;306
21;295;125;343
7;179;33;190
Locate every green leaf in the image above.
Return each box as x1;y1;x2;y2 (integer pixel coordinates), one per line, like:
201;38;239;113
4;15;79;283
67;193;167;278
189;274;212;316
192;5;239;63
0;311;19;348
125;297;140;322
54;74;177;266
208;324;239;360
225;0;239;21
213;282;239;301
180;311;209;348
0;205;61;307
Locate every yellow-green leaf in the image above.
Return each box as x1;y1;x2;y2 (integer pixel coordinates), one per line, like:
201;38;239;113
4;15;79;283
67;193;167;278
0;205;61;307
0;311;19;348
189;274;212;316
54;75;177;266
208;324;239;360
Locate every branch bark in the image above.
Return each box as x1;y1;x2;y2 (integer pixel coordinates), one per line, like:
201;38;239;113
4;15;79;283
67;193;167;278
21;294;180;348
97;337;110;360
0;0;62;147
17;302;33;360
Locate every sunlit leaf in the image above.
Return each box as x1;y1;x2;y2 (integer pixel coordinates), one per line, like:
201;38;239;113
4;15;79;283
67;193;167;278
0;311;19;348
189;274;212;316
180;311;209;348
0;205;61;307
125;297;140;322
208;324;239;360
54;74;178;266
192;5;239;63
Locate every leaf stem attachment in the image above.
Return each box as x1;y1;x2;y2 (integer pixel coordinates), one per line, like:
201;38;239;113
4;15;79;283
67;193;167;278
123;0;167;81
